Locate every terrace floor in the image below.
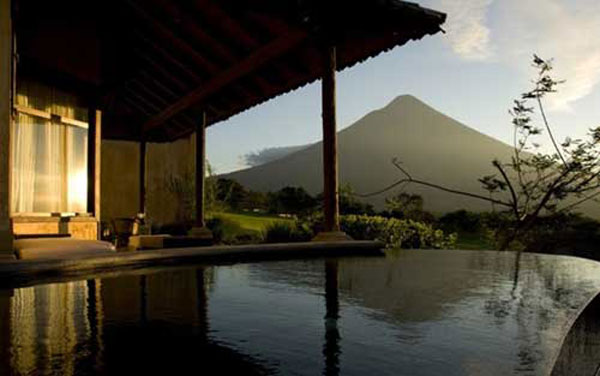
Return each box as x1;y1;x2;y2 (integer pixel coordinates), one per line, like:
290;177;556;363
0;240;384;288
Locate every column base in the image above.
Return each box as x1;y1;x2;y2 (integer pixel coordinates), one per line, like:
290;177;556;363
312;231;352;242
188;226;213;240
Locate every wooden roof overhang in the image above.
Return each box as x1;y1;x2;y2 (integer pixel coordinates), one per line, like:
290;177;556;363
14;0;446;143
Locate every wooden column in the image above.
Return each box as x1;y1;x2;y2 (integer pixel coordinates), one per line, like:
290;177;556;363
0;0;13;256
322;44;340;232
87;109;102;239
188;111;212;240
314;43;350;241
195;112;206;228
139;140;146;214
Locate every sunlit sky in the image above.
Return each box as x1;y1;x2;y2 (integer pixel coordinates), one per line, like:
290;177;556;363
207;0;600;174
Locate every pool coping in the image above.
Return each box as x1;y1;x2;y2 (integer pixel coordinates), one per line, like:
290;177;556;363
0;240;384;288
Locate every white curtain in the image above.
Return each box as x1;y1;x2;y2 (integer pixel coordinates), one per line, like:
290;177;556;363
11;80;88;213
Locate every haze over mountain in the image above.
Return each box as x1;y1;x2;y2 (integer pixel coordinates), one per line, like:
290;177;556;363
224;95;600;217
243;145;309;167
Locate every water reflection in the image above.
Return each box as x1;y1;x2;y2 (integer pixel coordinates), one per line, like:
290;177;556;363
2;268;272;375
1;250;600;375
324;260;341;376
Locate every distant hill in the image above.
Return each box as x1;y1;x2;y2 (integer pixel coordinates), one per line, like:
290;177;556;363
223;95;600;218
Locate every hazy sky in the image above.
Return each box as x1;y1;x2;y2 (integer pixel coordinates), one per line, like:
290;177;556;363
207;0;600;173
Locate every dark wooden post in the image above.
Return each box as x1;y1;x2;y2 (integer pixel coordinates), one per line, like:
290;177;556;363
139;140;146;214
314;44;350;242
87;109;102;239
0;0;12;256
195;112;206;228
189;112;212;240
322;44;339;232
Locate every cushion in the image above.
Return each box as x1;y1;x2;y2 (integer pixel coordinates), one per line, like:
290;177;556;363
14;238;116;260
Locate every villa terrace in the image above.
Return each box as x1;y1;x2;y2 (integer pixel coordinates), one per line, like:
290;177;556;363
0;0;445;260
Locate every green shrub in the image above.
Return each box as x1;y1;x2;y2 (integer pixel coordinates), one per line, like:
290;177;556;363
227;231;264;245
206;217;225;243
294;213;455;249
263;221;313;243
340;215;456;249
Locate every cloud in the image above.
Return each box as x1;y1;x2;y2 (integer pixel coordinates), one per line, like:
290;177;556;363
492;0;600;110
427;0;494;60
243;145;308;167
426;0;600;110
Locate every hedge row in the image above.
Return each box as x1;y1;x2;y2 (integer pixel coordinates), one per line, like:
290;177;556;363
264;214;456;249
340;215;456;249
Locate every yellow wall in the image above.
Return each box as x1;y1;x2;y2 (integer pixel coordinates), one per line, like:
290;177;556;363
101;135;196;229
101;140;140;222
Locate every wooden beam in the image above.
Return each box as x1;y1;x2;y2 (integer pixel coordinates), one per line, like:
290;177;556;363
0;0;12;254
192;2;296;92
193;0;260;50
144;30;306;132
195;112;206;227
322;45;339;232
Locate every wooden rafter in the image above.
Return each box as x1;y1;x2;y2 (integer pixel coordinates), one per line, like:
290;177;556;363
138;70;224;119
136;51;191;92
124;86;189;132
128;0;259;100
193;0;260;50
152;0;238;65
190;0;295;92
132;79;200;127
144;30;307;132
127;0;219;75
134;31;202;83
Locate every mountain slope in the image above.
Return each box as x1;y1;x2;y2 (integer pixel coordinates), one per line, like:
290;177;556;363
224;95;599;217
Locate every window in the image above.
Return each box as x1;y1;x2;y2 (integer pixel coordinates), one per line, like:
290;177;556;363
11;80;89;214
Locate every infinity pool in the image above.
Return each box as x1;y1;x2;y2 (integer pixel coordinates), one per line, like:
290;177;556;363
1;249;600;375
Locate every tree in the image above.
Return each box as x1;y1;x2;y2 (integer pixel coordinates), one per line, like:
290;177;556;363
383;192;427;221
358;55;600;250
339;183;375;215
269;186;317;216
216;178;248;211
163;161;221;222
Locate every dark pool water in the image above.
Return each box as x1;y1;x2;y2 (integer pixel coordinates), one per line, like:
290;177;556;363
2;249;600;375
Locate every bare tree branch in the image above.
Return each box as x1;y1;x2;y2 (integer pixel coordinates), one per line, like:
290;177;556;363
353;161;513;208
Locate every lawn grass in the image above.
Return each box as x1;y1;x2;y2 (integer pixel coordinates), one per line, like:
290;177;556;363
210;211;293;233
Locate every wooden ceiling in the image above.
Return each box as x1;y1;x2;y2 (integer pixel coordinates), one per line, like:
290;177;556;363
14;0;446;142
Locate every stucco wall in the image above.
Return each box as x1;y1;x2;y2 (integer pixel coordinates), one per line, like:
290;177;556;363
100;135;196;229
146;134;196;227
101;140;140;222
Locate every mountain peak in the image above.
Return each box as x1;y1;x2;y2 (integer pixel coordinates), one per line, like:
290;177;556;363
386;94;427;109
